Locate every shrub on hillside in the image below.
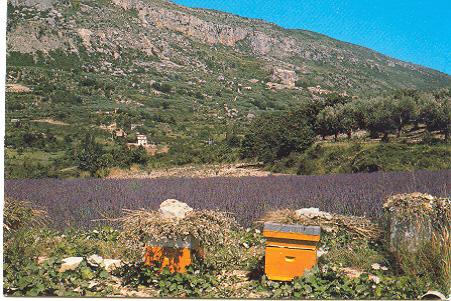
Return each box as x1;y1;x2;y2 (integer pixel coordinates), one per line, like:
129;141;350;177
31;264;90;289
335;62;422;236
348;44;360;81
241;109;315;163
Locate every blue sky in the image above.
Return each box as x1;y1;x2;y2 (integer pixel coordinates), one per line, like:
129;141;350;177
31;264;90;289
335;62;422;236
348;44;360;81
173;0;451;75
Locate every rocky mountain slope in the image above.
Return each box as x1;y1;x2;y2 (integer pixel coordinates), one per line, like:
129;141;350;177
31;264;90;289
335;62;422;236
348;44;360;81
7;0;450;92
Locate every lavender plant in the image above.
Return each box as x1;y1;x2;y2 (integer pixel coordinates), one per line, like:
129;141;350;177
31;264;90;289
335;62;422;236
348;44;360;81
4;170;449;228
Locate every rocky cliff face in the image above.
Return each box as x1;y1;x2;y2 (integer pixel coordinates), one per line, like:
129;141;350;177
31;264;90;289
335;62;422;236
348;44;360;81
111;0;354;62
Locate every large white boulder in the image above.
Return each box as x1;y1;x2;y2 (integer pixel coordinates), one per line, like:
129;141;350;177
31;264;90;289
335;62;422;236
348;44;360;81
295;207;332;219
159;199;193;219
59;257;83;272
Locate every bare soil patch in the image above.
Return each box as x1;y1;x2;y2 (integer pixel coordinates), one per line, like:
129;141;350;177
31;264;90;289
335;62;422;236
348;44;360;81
107;163;276;179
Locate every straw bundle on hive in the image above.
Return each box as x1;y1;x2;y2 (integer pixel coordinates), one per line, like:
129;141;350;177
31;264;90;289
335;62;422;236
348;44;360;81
117;208;240;247
256;209;382;240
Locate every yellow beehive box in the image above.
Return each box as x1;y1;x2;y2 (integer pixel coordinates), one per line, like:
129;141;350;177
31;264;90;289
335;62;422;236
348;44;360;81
263;222;321;281
144;236;201;273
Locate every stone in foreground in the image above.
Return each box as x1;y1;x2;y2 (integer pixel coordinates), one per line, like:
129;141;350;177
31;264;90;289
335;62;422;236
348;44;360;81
103;259;122;272
295;207;332;219
59;257;83;272
159;199;193;219
87;254;104;267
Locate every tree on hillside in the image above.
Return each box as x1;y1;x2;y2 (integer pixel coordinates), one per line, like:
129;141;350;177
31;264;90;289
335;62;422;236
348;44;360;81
130;146;150;165
76;133;109;177
241;110;315;163
339;102;359;139
316;106;340;141
111;143;133;168
419;89;451;142
360;97;398;142
323;93;352;107
316;103;357;141
392;95;420;137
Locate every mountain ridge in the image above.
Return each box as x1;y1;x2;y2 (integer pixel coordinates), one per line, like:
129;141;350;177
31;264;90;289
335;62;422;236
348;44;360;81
7;0;450;94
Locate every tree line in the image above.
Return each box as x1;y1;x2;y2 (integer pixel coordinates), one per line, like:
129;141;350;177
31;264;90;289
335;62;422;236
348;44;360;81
241;89;450;163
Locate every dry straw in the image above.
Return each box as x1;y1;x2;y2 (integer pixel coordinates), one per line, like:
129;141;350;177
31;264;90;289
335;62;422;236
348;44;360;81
432;208;451;294
3;197;48;233
113;208;245;268
116;208;240;247
256;209;382;240
383;192;450;220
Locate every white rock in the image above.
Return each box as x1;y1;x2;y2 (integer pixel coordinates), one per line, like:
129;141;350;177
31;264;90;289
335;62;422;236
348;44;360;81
420;291;446;300
104;259;122;272
371;263;381;270
297;207;320;214
88;281;99;289
295;208;332;219
317;248;328;258
369;275;381;284
59;257;83;272
159;199;193;219
87;254;104;267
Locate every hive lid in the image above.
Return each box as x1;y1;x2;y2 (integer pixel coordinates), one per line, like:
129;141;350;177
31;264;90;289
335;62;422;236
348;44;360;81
263;222;321;236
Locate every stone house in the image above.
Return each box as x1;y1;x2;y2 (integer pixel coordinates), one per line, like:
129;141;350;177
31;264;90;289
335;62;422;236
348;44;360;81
136;134;148;146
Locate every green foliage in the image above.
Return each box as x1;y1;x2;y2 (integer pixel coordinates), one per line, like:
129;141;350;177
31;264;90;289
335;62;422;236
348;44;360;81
75;133;149;177
254;266;430;299
319;231;390;271
152;82;172;93
241;109;315;163
4;255;113;296
2;224;441;298
70;0;81;10
78;226;120;242
360;97;398;140
114;260;220;297
3;226;114;296
316;106;342;140
76;133;109;177
349;143;451;172
295;142;451;175
7;52;34;66
419;89;450;141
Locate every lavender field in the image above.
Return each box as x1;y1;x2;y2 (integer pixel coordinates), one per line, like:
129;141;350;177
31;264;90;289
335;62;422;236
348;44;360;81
5;170;450;228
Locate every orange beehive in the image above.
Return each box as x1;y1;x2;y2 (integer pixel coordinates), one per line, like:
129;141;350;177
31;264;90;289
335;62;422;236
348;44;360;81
263;222;321;281
144;237;201;273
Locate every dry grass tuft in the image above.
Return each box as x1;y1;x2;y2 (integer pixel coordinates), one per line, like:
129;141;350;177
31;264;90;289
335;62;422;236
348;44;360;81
384;192;450;220
432;210;451;294
257;209;382;240
3;197;48;233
